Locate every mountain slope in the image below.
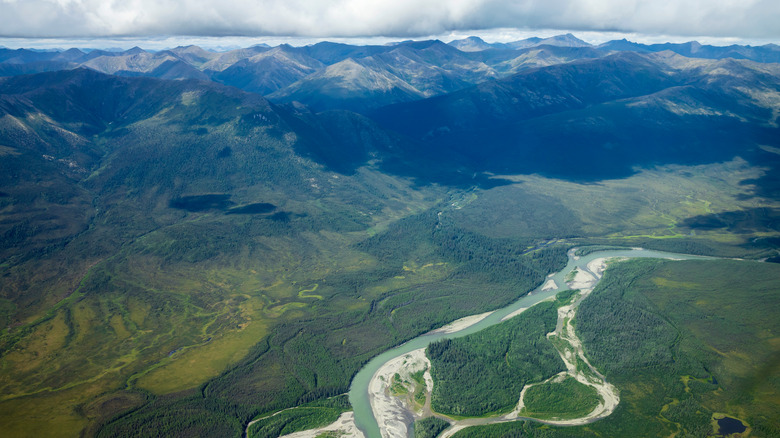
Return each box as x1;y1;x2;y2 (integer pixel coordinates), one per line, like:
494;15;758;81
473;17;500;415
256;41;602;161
77;48;208;80
448;33;592;51
372;52;676;139
370;52;780;181
448;36;497;52
508;33;592;49
211;45;325;95
268;57;426;112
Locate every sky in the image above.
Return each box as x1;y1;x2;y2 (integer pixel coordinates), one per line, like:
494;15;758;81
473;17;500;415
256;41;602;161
0;0;778;50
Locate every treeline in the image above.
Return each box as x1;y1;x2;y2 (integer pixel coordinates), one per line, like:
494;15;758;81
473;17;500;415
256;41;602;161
579;236;748;258
427;302;564;416
414;417;450;438
358;209;569;338
357;211;438;266
576;259;680;374
573;245;631;257
521;376;600;419
96;395;245;438
432;227;568;286
451;420;576;438
359;210;569;286
247;395;350;437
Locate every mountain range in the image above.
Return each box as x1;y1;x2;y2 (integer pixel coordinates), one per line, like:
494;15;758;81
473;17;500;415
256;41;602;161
3;34;779;113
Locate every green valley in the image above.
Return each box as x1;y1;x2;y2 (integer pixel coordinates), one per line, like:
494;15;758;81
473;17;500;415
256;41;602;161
1;38;779;438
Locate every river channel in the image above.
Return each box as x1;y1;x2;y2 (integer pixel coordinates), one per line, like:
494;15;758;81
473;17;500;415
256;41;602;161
348;247;711;438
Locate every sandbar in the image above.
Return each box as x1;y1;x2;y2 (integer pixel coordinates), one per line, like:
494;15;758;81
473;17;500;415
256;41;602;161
429;311;493;335
368;348;430;437
279;411;365;438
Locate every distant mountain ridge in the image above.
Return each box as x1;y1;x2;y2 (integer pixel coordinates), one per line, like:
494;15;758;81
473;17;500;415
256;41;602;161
2;35;779;113
449;33;592;51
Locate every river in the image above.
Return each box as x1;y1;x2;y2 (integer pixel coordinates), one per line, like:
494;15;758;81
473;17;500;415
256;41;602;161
348;247;711;438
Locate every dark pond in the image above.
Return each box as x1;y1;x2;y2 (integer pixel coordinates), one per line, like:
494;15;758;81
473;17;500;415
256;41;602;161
718;416;746;435
170;196;278;215
169;194;233;212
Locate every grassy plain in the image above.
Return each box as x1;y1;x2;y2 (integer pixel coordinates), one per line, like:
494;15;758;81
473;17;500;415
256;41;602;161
453;158;780;257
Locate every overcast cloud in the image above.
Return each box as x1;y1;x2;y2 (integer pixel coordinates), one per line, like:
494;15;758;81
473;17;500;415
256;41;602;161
0;0;778;42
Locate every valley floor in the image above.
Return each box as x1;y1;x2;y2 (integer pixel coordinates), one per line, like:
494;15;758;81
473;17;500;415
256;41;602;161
323;253;631;438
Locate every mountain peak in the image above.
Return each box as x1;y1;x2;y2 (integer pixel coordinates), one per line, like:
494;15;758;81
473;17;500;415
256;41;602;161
507;34;590;49
542;34;591;47
448;36;495;52
124;46;146;55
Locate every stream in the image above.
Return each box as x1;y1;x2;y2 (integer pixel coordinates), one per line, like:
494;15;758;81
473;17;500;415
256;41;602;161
348;247;711;438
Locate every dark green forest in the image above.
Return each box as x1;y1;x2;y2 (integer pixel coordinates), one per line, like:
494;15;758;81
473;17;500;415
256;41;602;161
414;417;451;438
427;301;563;416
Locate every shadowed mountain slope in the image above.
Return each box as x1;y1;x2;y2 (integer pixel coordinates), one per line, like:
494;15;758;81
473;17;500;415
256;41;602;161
370;52;780;181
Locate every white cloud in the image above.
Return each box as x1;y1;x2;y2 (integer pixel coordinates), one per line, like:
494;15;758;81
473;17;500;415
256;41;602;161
0;0;777;41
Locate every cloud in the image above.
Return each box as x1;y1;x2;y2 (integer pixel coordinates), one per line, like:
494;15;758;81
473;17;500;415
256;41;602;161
0;0;778;40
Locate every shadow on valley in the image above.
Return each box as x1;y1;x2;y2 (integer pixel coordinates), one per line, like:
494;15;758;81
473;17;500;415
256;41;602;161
169;194;278;215
372;98;780;183
681;207;780;233
169;194;234;212
739;147;780;202
367;53;780;184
